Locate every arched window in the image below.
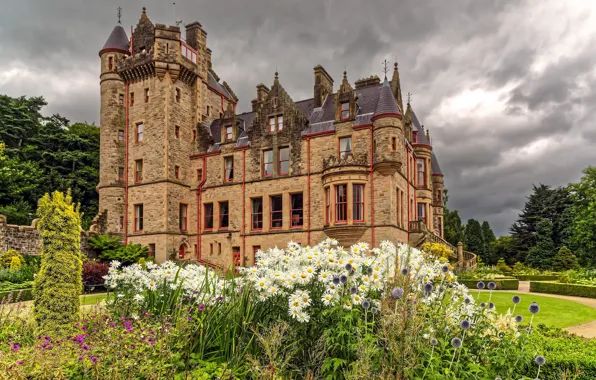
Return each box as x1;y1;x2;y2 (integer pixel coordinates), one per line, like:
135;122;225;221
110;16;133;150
179;245;186;259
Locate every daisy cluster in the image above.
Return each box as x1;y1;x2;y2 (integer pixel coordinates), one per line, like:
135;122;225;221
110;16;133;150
238;238;464;323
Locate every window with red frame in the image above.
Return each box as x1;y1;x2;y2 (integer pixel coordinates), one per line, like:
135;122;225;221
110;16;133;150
325;187;330;225
144;88;149;103
136;123;143;142
119;94;124;105
175;165;180;179
269;117;275;133
192;130;197;141
204;203;213;230
353;184;364;222
118;130;124;141
278;147;289;175
417;202;426;223
134;204;143;231
135;160;143;182
119;216;124;231
335;184;347;222
392;137;397;151
339;136;352;159
252;245;261;266
270;195;283;229
108;56;113;71
262;149;273;177
251;197;263;230
416;158;426;186
130;92;134;106
341;102;350;119
118;167;124;181
224;156;234;182
277;115;283;131
179;245;185;259
175;125;180;139
219;201;229;229
291;193;303;227
225;126;233;141
179;204;188;231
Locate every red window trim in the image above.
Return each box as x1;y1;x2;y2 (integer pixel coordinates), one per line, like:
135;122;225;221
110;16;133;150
179;203;188;232
262;149;273;177
270;195;283;230
340;102;350;120
353;184;364;222
277;115;283;131
203;203;214;231
135;160;143;183
136;123;143;142
335;184;348;223
251;197;263;231
339;136;352;159
290;193;303;228
224;156;234;182
325;187;330;225
219;201;229;230
278;147;289;175
134;204;143;232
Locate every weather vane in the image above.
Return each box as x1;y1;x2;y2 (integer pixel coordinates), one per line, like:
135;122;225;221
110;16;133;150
407;92;412;104
117;7;122;24
382;59;389;78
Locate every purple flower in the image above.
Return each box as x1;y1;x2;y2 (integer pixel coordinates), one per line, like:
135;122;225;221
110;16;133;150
199;305;205;311
16;360;24;365
391;287;404;300
441;265;449;273
91;356;99;363
78;356;84;361
451;337;462;348
424;282;434;295
401;268;409;276
535;356;546;366
477;281;485;290
487;282;497;290
529;302;540;314
512;295;521;304
515;315;523;323
82;345;89;351
11;344;20;351
340;275;348;284
187;317;192;321
460;320;471;330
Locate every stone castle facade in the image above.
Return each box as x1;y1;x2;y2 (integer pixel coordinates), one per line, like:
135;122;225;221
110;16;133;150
97;8;446;267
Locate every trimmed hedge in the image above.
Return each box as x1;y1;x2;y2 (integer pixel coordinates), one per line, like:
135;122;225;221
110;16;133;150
514;275;559;281
458;278;519;290
0;288;34;303
530;281;596;299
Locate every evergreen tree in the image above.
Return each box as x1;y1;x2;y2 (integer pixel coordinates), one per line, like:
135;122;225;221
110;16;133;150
442;189;465;246
569;166;596;266
481;221;497;264
33;190;82;338
552;246;580;271
465;219;485;259
525;218;556;269
492;236;517;266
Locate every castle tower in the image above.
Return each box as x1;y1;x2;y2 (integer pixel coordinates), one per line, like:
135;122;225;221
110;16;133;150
98;23;130;233
431;152;445;238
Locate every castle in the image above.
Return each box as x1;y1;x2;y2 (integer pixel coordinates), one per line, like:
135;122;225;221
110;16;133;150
97;8;453;267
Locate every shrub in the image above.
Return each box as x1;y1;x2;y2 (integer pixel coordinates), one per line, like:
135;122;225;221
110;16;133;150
420;242;453;261
458;278;519;290
552;246;580;271
496;258;512;274
82;261;109;288
0;288;34;303
513;275;559;281
87;233;122;255
531;281;596;298
33;190;83;338
9;256;22;272
0;249;23;268
100;244;148;265
558;269;596;286
0;281;33;291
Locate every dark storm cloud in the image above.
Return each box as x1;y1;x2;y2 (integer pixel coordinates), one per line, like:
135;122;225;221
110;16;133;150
2;0;596;236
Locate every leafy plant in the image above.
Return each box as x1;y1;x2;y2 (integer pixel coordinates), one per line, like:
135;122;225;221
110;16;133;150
82;261;109;287
87;234;122;255
100;244;148;265
0;249;23;268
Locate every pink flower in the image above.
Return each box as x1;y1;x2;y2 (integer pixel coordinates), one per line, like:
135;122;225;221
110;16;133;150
11;344;20;351
16;360;24;365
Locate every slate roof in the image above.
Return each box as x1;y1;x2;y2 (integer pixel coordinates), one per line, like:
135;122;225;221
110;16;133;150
373;78;401;116
431;152;443;175
100;25;130;55
208;71;232;99
410;107;430;145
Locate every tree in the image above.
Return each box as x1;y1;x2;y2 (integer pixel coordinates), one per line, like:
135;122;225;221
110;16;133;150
442;189;465;246
492;236;517;265
552;246;580;271
569;166;596;266
525;218;556;270
464;219;485;259
33;190;82;338
481;221;497;265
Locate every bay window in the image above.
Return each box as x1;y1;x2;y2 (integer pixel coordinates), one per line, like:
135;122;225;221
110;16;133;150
416;158;426;186
353;184;364;222
335;184;348;223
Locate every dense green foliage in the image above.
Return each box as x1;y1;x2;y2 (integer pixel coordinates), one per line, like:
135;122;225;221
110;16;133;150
0;95;99;228
458;278;519;290
526;218;557;270
569;167;596;266
99;243;148;265
530;281;596;299
553;246;580;271
0;249;23;268
33;191;83;338
558;269;596;286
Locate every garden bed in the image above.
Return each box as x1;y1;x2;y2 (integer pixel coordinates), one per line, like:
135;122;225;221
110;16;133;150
530;281;596;299
458;278;519;290
514;275;559;281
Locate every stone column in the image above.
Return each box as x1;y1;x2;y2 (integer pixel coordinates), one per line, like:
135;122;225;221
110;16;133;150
457;242;464;266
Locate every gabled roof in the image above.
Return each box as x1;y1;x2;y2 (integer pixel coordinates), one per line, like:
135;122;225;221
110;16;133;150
100;25;130;56
208;71;233;99
431;152;443;175
373;78;401;117
410;107;430;145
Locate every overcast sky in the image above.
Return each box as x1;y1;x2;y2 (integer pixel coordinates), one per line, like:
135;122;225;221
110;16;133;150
1;0;595;236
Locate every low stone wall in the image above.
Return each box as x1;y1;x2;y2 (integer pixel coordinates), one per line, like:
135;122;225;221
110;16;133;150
0;214;96;256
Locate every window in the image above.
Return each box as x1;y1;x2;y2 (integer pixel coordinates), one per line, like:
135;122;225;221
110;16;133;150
269;117;276;133
135;160;143;182
176;88;181;102
175;165;180;179
206;106;210;116
119;94;124;105
392;137;397;151
397;189;403;227
270;195;283;229
175;125;180;139
339;137;352;159
251;197;263;230
119;216;124;231
204;203;213;230
118;129;124;141
416;158;426;186
218;242;222;254
353;184;364;222
417;203;426;223
118;167;124;181
210;243;213;255
134;204;143;231
179;204;188;231
144;88;149;103
291;193;303;227
108;56;113;71
193;130;197;141
149;244;155;257
130;92;134;106
252;246;261;266
325;187;330;225
335;185;347;223
413;131;418;143
277;116;283;131
437;190;442;203
219;201;229;229
341;102;350;119
262;149;273;177
136;123;144;142
197;169;203;182
179;245;185;259
224;156;234;182
278;147;289;175
225;126;233;141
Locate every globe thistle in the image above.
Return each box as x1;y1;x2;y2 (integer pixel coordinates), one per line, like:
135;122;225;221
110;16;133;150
464;297;471;304
512;295;521;304
332;276;340;285
431;338;438;346
460;320;471;330
488;302;495;309
424;282;434;295
441;264;449;273
371;307;378;314
391;287;404;300
350;286;357;295
477;281;486;289
480;302;486;308
345;263;353;272
535;356;546;366
348;269;355;276
529;302;540;314
451;337;462;349
340;274;348;284
362;299;371;310
366;267;373;275
515;315;523;323
488;282;497;290
401;268;409;276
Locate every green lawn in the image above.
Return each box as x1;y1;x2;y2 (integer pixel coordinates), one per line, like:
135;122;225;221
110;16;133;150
80;293;107;306
474;291;596;329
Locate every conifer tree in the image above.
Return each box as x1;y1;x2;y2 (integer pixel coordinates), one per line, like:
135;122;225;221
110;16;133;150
525;218;556;270
33;190;82;338
465;219;485;259
481;221;497;264
552;246;580;271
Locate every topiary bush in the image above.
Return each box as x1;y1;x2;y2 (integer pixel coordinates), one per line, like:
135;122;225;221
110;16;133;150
530;281;596;299
33;190;83;338
0;249;23;268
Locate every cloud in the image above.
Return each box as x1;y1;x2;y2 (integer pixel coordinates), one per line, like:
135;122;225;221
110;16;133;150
1;0;596;236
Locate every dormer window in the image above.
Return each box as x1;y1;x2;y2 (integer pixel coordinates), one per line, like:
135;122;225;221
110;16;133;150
341;102;350;119
269;116;283;132
225;126;233;141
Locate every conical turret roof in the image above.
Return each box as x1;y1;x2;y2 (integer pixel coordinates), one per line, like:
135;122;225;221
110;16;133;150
373;77;401;117
99;25;130;56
